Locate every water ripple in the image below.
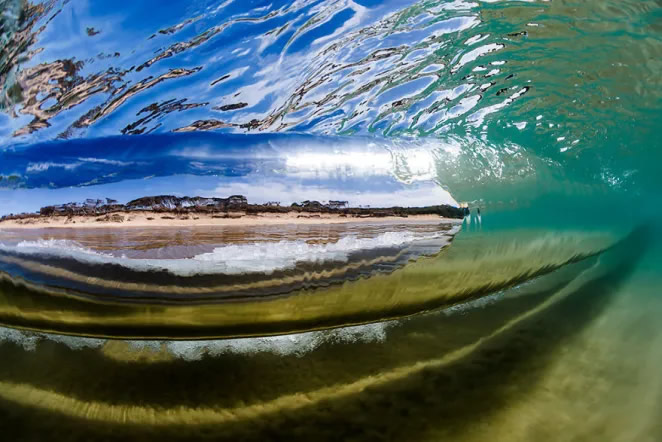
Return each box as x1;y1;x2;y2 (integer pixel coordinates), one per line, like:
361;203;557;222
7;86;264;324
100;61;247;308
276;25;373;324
0;0;660;197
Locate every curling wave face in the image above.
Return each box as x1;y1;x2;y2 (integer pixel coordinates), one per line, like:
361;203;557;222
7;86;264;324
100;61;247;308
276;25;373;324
0;0;656;341
0;227;616;338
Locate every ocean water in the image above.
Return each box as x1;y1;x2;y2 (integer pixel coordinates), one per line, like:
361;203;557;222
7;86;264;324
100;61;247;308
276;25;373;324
0;0;661;440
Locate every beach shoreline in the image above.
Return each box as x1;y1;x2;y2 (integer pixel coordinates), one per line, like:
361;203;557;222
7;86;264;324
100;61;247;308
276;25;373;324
0;211;462;229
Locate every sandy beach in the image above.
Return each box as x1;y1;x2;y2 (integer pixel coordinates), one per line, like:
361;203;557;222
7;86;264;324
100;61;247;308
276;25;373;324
0;211;461;229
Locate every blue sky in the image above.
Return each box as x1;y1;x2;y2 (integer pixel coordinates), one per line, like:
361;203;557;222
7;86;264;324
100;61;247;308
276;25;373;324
0;173;456;216
0;133;458;215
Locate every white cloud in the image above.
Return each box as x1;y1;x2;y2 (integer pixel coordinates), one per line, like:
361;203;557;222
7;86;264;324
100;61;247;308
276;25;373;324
210;179;456;207
77;157;135;166
26;162;82;173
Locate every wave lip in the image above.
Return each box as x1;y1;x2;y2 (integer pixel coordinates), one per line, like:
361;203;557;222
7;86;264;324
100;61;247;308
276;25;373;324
0;227;620;340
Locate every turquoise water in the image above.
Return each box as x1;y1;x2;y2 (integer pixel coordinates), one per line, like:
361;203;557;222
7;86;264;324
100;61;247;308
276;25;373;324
0;0;661;439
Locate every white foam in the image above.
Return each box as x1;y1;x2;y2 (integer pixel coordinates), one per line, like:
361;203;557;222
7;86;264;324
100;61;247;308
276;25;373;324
441;292;505;316
0;230;448;276
0;326;105;352
0;322;392;358
161;322;392;360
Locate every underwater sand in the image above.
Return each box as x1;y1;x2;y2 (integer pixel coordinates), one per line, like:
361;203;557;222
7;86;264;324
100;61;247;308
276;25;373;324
0;228;658;441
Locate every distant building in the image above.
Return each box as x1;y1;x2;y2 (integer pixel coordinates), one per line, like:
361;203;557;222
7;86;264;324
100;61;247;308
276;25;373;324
328;200;348;209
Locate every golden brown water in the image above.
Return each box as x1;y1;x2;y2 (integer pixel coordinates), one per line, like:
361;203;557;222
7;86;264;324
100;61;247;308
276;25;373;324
0;224;614;339
0;226;657;441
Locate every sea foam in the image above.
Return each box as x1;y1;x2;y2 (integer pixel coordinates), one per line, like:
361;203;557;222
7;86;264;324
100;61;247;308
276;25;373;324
0;322;392;358
0;230;451;277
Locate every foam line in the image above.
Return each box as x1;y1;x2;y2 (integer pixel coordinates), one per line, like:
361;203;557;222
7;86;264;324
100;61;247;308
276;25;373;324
0;230;449;277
